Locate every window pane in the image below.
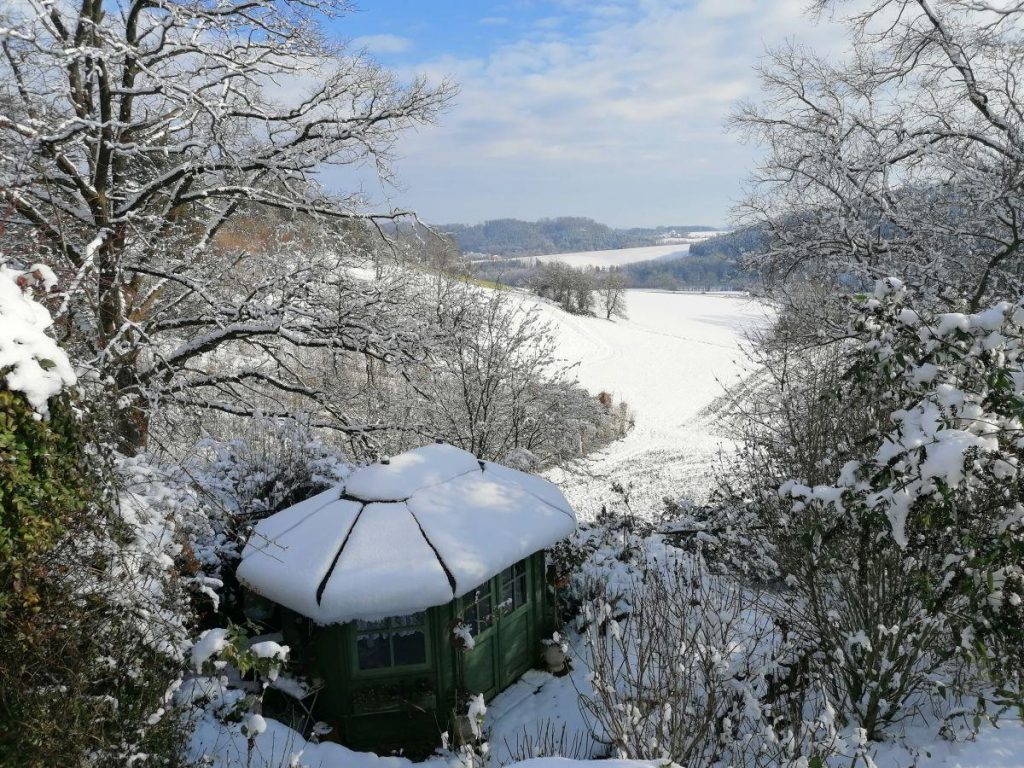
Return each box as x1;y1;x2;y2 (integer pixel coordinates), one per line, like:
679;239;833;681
466;598;481;630
391;612;425;629
463;583;493;634
478;599;494;630
356;618;389;631
392;629;426;665
500;578;514;610
357;634;391;669
500;562;528;611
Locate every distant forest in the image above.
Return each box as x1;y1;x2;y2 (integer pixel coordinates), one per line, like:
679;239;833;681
442;217;716;257
621;227;761;290
470;227;762;292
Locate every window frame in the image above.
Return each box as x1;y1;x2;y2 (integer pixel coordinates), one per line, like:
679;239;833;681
497;561;529;618
458;579;496;637
350;612;432;677
459;558;533;635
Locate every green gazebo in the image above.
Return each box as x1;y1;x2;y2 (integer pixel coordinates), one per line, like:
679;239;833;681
236;443;577;754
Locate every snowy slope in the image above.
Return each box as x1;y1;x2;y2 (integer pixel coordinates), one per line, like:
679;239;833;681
493;289;1024;768
530;289;768;516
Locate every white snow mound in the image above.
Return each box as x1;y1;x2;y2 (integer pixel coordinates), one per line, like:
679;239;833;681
0;266;76;414
236;444;576;624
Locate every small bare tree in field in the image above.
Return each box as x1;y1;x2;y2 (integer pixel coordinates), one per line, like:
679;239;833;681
597;271;627;320
0;0;454;447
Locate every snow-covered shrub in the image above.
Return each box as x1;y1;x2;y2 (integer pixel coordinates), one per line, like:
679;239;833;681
550;486;654;626
0;264;76;416
185;417;349;623
446;694;490;768
0;268;192;766
729;280;1024;741
178;624;301;767
499;720;594;765
581;551;775;766
658;496;781;583
366;282;630;466
187;625;290;717
193;416;350;524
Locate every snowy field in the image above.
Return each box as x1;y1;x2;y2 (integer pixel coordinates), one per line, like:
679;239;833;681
531;289;768;516
474;244;692;269
491;288;1024;768
189;288;1024;768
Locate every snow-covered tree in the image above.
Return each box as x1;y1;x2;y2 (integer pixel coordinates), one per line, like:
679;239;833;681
322;278;624;465
0;0;453;447
735;0;1024;306
729;278;1024;739
597;270;628;321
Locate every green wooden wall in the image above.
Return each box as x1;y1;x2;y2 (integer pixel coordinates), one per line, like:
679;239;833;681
275;551;553;755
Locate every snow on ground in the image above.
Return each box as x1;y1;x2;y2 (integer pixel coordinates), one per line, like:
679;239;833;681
532;289;769;517
473;245;691;269
482;288;1024;768
191;286;1024;768
485;642;598;766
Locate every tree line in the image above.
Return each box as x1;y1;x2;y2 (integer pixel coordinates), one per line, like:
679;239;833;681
444;217;716;257
530;262;628;319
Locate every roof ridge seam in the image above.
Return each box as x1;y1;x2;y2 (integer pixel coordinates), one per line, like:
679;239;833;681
519;489;577;523
404;504;458;596
395;464;482;500
315;501;367;608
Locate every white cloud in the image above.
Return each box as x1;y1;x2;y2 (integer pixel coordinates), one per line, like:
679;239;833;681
334;1;851;226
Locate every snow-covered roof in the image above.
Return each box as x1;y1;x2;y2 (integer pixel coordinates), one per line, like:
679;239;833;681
236;443;576;624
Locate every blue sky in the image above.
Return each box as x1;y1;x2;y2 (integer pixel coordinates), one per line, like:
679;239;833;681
323;1;846;228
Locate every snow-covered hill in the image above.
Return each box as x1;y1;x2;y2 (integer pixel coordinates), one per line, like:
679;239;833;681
528;289;769;516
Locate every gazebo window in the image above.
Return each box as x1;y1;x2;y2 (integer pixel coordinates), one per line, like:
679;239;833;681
461;582;494;635
499;561;528;613
354;613;428;671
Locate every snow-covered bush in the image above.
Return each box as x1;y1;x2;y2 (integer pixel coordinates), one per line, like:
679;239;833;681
184;417;349;622
401;284;628;465
193;416;350;523
729;279;1024;741
581;551;775;766
658;496;781;583
500;721;593;766
0;266;193;766
0;264;76;416
178;624;306;767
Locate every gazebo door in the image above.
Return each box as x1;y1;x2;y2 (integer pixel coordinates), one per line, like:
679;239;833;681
460;559;535;697
496;560;531;689
460;580;498;697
